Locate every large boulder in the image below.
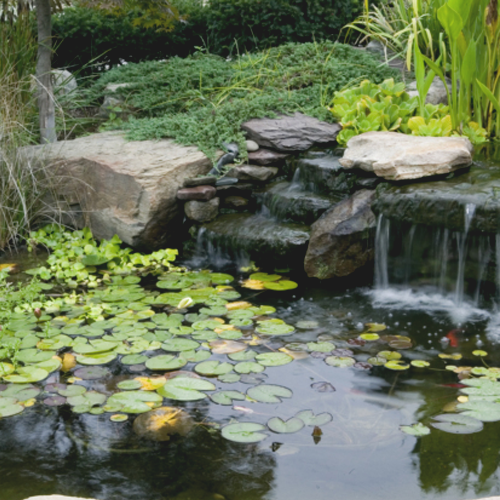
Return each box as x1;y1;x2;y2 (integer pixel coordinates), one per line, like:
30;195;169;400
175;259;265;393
304;190;376;279
24;132;213;249
340;132;473;181
407;77;450;106
241;113;341;152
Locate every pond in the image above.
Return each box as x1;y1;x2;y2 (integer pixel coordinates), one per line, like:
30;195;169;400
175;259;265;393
1;242;500;500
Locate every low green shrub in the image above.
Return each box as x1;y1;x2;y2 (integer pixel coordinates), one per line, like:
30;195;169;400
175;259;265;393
329;79;487;145
83;42;400;160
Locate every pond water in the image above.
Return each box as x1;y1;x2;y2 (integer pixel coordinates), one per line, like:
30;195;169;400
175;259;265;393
1;247;500;500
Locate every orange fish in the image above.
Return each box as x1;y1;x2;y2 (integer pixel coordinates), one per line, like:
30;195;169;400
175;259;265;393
445;328;463;348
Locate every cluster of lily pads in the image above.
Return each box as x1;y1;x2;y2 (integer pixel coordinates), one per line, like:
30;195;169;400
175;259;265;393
0;225;499;444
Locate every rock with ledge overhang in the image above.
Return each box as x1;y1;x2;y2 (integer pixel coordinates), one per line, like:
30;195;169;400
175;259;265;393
225;165;278;182
340;132;473;181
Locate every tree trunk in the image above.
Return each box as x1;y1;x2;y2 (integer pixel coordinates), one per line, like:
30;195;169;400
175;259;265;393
35;0;56;143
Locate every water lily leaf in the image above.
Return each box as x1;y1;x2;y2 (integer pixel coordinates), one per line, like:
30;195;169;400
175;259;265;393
73;340;118;355
360;333;379;341
227;309;254;320
81;254;111;266
157;376;216;401
385;360;410;371
263;280;298;291
170;326;194;336
218;329;243;340
460;378;500;396
431;413;483;434
250;273;281;282
117;379;143;390
367;356;387;366
179;349;211;363
255;352;293;367
295;410;333;426
0;399;24;417
4;367;49;383
192;320;223;331
439;353;463;360
194;361;233;376
249;305;276;316
311;382;335;392
325;356;355;368
457;401;500;422
133;406;194;441
209;340;246;355
134;376;167;391
365;323;386;332
267;417;304;434
58;385;86;397
218;373;241;383
400;423;431;436
473;350;488;357
411;360;430;368
255;322;295;336
246;384;292;403
0;363;14;377
146;355;187;371
76;352;117;365
121;354;148;365
107;390;162;413
307;342;335;353
209;273;234;285
199;306;228;317
157;277;195;290
162;338;200;352
43;395;66;407
73;366;109;380
110;414;129;422
211;390;246;405
228;350;255;362
296;320;319;329
387;336;412;349
234;362;265;374
16;349;53;364
378;351;401;361
241;280;265;290
221;422;268;443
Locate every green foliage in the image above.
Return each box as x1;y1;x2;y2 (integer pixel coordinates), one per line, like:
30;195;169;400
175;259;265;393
83;42;399;160
330;78;487;145
26;225;178;287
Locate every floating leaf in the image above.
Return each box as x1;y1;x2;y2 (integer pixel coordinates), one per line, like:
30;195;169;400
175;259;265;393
81;254;111;266
0;398;24;417
161;338;200;352
0;363;14;377
43;395;66;407
76;352;117;366
194;361;233;376
295;410;333;427
4;367;49;383
246;384;292;403
255;352;293;367
58;385;86;397
400;423;431;436
411;360;430;368
221;422;268;443
146;355;187;371
157;376;216;401
365;323;387;332
209;273;234;285
367;356;386;366
378;351;401;361
255;322;295;336
211;390;246;405
249;273;281;282
325;356;355;368
473;350;488;357
218;373;241;384
263;280;298;291
457;401;500;422
73;366;109;380
385;360;410;371
133;406;194;441
16;349;53;364
228;350;255;362
179;349;211;363
267;417;304;434
107;390;162;414
234;362;265;374
296;320;319;330
110;414;128;422
460;378;500;397
387;336;412;349
121;354;148;366
117;380;143;390
209;340;247;355
431;414;483;434
307;342;335;353
439;353;463;360
360;333;379;341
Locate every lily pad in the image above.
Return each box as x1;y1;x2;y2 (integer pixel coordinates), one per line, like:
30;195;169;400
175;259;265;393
221;422;268;443
4;366;49;383
117;380;143;390
211;390;246;405
411;360;430;368
179;350;211;363
43;395;66;407
385;360;410;371
325;356;355;368
457;401;500;422
360;333;379;341
16;349;54;364
161;338;200;352
459;378;500;397
295;410;333;427
110;414;129;422
218;373;241;384
431;413;483;434
228;350;255;362
145;355;187;371
76;352;117;365
133;406;194;441
121;354;148;366
307;342;335;353
157;376;216;401
400;423;431;436
255;352;293;367
234;362;265;374
73;366;110;380
255;322;295;336
0;399;24;417
247;384;292;403
194;361;233;376
267;417;304;434
263;280;298;291
107;390;162;414
209;273;234;285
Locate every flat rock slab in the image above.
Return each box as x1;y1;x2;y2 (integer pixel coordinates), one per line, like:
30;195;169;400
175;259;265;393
24;132;213;249
24;496;97;500
248;148;290;166
373;160;500;233
241;113;341;152
304;190;376;279
226;165;278;182
177;185;217;201
340;132;473;181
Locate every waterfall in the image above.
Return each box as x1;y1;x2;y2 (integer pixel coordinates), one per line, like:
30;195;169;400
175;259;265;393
374;215;390;289
454;203;476;305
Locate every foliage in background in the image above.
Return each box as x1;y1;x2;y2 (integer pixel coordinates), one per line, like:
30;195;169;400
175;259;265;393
83;42;400;160
330;79;487;145
51;0;364;77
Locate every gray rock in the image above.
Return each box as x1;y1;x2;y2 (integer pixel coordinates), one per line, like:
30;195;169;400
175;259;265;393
51;69;77;97
247;148;290;166
22;132;213;249
304;190;376;279
226;165;278;182
99;96;124;118
340;132;473;181
183;176;217;187
184;198;219;222
241;113;341;152
222;196;249;208
24;496;97;500
177;185;217;201
245;140;259;152
105;83;133;93
407;77;451;105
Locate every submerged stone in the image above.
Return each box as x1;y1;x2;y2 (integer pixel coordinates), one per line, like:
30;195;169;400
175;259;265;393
241;113;341;152
340;132;473;181
183;176;217;187
304;190;376;279
226;165;278;182
184;198;219;223
248;148;290;166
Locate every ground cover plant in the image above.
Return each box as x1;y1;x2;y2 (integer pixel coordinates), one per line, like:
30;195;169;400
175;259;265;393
0;225;497;446
83;41;401;161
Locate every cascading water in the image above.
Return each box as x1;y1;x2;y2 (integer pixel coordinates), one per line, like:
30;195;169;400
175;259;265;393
371;203;500;320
